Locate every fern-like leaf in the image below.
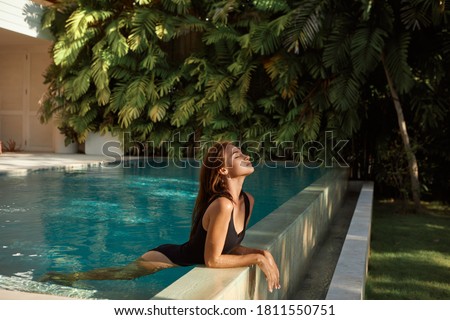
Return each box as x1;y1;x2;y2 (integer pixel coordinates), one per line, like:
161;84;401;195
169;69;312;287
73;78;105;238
205;74;235;101
351;26;387;75
250;22;281;55
283;0;328;52
66;8;112;40
149;97;170;122
328;73;360;111
384;33;414;94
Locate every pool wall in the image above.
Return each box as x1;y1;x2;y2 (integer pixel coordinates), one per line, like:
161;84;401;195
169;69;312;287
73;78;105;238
153;168;349;300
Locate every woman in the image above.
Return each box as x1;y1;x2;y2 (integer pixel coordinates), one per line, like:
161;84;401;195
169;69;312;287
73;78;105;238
42;142;281;292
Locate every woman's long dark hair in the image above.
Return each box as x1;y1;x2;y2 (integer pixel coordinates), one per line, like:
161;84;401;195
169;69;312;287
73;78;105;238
189;141;233;239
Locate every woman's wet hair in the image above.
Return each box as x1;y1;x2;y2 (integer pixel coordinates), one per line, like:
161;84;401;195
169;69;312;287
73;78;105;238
190;141;233;239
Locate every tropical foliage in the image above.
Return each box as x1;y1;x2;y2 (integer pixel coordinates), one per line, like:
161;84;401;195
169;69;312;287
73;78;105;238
39;0;449;204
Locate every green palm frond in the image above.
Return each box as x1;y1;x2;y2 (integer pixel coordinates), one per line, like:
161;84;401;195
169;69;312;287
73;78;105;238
91;51;112;105
253;0;290;13
203;26;240;45
118;105;142;128
257;95;281;114
149;97;170;122
242;115;275;140
171;91;201;127
263;53;301;99
135;0;152;5
53;29;95;67
328;73;360;111
283;0;329;52
79;96;97;117
268;12;292;34
130;120;154;141
351;27;387;75
108;82;128;113
139;45;161;71
128;75;152;108
105;19;129;57
338;108;360;136
384;33;414;94
227;61;256;95
157;70;182;96
302;109;322;141
110;55;138;80
205;74;235;101
173;15;208;38
228;89;249;114
250;22;281;55
160;0;192;15
65;8;112;40
41;7;56;31
115;75;152;127
276;120;301;142
68;108;98;136
400;0;433;30
128;8;162;52
211;116;233;130
199;98;228;127
323;17;352;72
209;0;239;25
65;66;92;101
148;126;173;148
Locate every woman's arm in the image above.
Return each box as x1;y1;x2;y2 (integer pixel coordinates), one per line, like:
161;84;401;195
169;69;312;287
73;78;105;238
230;245;280;288
203;198;280;292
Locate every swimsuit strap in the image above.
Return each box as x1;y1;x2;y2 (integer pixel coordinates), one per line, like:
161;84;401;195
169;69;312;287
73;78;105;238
242;191;250;224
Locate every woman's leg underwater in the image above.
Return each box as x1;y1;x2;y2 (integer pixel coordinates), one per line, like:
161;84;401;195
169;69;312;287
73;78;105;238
40;251;177;285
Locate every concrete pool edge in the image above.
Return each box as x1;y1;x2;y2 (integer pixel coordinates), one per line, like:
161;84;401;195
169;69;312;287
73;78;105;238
152;168;349;300
326;181;374;300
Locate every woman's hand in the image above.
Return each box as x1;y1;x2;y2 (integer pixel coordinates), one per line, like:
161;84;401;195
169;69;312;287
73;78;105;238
256;251;281;292
263;250;280;288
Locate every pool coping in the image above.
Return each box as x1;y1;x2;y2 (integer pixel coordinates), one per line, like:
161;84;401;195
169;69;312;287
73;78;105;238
326;181;374;300
0;152;122;176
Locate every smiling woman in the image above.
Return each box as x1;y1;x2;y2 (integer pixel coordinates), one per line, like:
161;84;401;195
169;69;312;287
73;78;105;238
40;142;281;292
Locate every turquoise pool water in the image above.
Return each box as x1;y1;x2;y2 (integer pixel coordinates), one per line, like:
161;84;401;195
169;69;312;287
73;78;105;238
0;160;323;299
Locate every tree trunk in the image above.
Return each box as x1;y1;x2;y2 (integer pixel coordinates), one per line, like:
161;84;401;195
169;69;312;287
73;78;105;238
381;55;421;212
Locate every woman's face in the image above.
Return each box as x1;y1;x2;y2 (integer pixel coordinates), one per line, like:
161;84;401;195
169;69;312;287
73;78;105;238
223;144;254;178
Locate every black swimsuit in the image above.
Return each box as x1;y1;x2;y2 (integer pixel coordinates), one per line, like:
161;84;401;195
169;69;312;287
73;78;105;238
150;192;250;266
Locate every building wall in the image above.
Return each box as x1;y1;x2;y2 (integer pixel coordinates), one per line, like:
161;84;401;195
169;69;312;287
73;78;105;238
0;0;54;152
0;45;53;152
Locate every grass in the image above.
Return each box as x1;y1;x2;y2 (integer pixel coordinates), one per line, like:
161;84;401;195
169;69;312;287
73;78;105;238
365;201;450;299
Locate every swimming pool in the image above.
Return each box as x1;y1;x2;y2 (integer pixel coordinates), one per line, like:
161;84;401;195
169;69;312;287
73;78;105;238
0;160;323;299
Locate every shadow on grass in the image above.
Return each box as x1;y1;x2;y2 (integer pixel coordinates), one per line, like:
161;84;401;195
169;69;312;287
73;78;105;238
366;200;450;299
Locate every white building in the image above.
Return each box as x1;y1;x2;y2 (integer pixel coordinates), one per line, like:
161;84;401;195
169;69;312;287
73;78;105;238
0;0;61;152
0;0;121;155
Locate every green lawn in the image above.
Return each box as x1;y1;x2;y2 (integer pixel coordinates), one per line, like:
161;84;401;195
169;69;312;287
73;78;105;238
365;201;450;299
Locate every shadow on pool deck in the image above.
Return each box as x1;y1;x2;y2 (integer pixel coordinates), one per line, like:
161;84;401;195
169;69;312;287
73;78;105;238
291;181;362;300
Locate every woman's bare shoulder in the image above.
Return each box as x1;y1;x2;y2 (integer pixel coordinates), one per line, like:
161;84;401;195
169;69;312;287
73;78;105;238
203;196;234;229
208;196;234;213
